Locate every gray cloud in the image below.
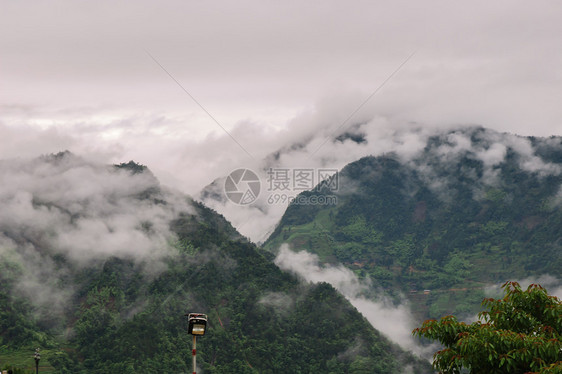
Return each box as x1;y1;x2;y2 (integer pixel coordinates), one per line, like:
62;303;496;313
0;155;191;264
0;153;194;320
2;1;561;137
201;121;562;241
2;1;562;242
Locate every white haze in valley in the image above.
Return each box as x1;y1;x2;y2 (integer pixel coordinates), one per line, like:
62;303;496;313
274;244;437;358
2;101;561;366
2;104;561;332
198;113;562;243
2;94;562;244
275;245;562;361
2;69;562;243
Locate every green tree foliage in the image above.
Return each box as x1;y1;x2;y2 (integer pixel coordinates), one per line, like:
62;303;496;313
0;158;431;373
413;281;562;373
265;128;562;319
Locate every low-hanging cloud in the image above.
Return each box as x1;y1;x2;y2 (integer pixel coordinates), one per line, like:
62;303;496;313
0;155;192;263
3;93;562;244
202;116;562;242
0;153;194;318
2;1;562;244
274;244;436;358
485;275;562;300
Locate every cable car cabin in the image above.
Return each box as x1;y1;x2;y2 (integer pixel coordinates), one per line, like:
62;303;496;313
187;313;208;336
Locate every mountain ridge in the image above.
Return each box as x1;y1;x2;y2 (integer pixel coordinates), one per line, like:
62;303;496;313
264;127;562;320
0;152;430;373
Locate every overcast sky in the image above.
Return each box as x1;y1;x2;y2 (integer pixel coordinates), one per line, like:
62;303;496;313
2;0;562;198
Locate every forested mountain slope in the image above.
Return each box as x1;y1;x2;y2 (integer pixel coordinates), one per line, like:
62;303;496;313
0;152;430;373
265;127;562;320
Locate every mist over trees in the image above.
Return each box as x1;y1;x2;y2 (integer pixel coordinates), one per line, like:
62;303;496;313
0;153;431;373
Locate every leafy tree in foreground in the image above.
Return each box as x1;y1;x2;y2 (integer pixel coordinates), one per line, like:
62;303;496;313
413;281;562;373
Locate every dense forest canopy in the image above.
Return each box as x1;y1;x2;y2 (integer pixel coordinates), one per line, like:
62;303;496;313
0;153;430;373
